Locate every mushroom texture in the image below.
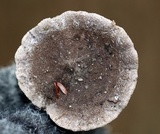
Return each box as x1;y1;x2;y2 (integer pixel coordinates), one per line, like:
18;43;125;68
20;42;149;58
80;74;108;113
15;11;138;131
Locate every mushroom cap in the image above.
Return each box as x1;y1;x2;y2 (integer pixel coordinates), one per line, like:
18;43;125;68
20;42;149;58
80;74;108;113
15;11;138;131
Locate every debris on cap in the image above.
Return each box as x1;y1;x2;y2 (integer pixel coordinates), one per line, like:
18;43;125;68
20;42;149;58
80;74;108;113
15;11;138;131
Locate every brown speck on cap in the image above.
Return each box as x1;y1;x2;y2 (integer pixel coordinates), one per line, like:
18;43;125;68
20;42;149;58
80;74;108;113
15;11;138;131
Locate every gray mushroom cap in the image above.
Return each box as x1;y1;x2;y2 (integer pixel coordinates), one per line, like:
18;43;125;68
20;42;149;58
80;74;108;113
15;11;138;131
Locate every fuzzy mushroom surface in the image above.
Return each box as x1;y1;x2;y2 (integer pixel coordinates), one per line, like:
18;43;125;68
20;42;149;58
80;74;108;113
15;11;138;131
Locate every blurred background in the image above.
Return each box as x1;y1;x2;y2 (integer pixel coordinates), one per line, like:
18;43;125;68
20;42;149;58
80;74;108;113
0;0;159;134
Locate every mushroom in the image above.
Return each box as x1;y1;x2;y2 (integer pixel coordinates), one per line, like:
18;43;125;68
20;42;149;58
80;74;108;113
15;11;138;131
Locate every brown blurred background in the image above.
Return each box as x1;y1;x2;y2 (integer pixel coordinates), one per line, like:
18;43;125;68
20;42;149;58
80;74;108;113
0;0;159;134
